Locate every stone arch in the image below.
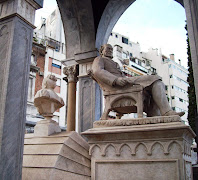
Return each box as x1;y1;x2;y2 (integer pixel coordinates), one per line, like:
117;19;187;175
89;144;102;155
166;140;183;154
102;143;117;156
149;141;166;155
135;142;148;154
118;143;132;155
56;0;96;59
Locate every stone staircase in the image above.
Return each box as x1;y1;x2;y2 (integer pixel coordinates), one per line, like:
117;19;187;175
22;131;91;180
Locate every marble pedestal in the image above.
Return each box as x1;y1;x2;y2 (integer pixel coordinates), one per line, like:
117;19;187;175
22;131;91;180
34;119;61;136
82;116;195;180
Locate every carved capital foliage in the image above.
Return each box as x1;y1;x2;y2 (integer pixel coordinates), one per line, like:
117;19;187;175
63;65;78;83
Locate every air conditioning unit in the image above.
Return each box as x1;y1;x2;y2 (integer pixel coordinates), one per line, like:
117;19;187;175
39;71;44;76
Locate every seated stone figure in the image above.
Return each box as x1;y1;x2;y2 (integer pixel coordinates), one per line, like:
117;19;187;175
92;44;184;117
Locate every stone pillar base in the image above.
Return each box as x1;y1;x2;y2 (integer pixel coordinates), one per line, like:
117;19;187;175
82;116;195;180
34;119;61;136
23;131;91;180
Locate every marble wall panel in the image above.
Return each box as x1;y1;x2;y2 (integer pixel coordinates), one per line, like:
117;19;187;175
0;16;33;180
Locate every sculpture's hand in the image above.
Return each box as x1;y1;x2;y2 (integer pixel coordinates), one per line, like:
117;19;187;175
115;77;128;86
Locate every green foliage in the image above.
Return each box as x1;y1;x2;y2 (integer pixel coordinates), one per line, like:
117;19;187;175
186;25;197;134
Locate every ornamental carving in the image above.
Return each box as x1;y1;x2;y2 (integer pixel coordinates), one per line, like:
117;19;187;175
63;65;78;83
93;115;181;128
89;140;185;157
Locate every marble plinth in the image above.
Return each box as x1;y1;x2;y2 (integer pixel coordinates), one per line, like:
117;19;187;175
22;131;91;180
82;116;195;180
34;119;61;136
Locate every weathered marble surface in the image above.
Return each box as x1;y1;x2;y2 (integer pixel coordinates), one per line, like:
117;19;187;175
0;0;41;25
78;76;102;133
82;121;195;180
0;17;33;180
34;75;64;136
0;1;43;179
22;131;91;180
93;115;181;128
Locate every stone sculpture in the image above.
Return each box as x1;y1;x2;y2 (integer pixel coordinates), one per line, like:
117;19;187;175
34;74;65;136
91;44;184;118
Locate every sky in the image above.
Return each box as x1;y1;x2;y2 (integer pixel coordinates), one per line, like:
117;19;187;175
113;0;187;67
35;0;187;67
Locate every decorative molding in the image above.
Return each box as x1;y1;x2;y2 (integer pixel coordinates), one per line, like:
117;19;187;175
93;115;181;128
89;140;184;157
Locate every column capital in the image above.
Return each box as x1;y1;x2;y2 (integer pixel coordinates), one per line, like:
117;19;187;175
63;65;78;83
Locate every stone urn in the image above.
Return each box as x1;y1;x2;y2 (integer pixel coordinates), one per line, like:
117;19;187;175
34;75;64;136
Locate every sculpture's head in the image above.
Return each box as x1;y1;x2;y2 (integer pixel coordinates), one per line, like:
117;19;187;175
42;74;57;90
99;44;113;59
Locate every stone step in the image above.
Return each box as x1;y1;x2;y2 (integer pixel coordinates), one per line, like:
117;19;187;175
22;131;91;180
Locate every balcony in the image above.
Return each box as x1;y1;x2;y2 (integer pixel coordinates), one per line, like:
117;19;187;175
130;61;148;73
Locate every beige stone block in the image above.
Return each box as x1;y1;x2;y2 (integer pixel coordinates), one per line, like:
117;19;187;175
60;144;91;167
23;155;57;167
22;168;51;180
55;155;91;176
69;131;90;150
34;120;61;136
22;168;91;180
95;160;179;180
24;135;69;145
22;131;91;179
64;137;90;159
82;121;195;180
23;144;62;155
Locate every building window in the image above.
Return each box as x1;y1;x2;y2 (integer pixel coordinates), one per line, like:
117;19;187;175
170;75;173;78
171;96;175;100
130;53;133;57
172;107;175;111
52;63;61;69
115;34;118;38
146;61;150;66
138;60;141;66
122;52;128;59
54;78;61;93
110;33;112;36
48;58;62;75
165;85;168;90
31;54;37;66
179;98;183;102
122;37;128;44
50;10;56;23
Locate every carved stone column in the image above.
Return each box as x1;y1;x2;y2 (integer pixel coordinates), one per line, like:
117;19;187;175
63;65;78;132
0;0;43;179
62;50;103;134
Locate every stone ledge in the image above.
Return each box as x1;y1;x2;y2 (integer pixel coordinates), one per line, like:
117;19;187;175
93;115;181;128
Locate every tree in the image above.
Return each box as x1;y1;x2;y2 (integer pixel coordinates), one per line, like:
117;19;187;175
186;24;197;136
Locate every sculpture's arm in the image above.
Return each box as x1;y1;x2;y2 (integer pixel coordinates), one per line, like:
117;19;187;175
92;57;117;86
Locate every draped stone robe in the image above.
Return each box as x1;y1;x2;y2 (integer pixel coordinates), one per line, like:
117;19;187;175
92;56;162;116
